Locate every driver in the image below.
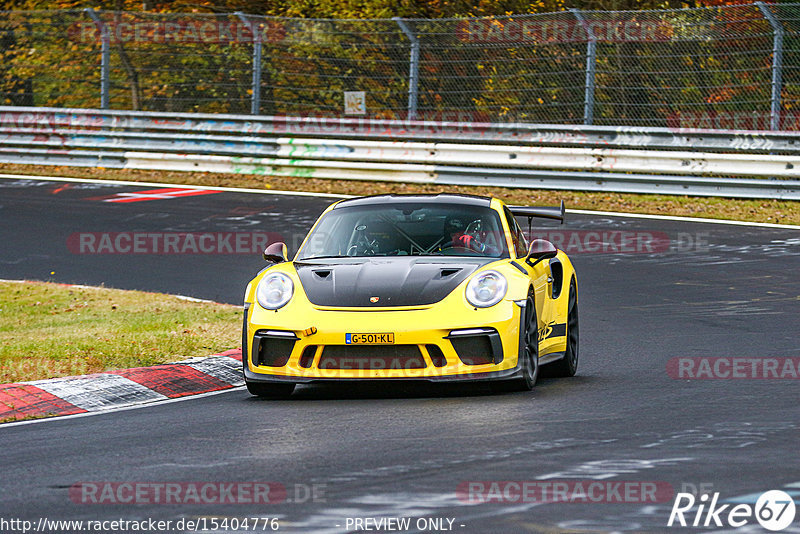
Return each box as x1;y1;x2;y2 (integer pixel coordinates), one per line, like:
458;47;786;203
442;214;488;254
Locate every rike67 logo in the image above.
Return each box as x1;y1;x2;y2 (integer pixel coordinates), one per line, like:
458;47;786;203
668;490;796;531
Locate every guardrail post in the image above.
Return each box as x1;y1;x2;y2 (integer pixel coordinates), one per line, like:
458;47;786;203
236;12;262;115
570;9;596;125
85;8;110;110
756;2;784;131
393;17;420;121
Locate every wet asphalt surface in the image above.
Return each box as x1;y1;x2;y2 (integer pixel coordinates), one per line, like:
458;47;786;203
1;176;798;533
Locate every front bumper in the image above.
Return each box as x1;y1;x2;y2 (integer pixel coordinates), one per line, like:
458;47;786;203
243;300;525;383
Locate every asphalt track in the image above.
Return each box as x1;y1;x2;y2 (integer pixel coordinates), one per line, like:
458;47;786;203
1;176;799;534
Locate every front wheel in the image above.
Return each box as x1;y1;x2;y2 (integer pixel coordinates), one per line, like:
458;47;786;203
547;278;579;377
245;380;295;398
502;291;539;392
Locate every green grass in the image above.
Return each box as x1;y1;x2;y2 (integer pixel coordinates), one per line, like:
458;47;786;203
0;280;240;383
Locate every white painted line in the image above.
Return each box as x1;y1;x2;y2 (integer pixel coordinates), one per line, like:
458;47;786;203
2;173;798;229
29;374;167;411
173;294;216;303
0;173;351;199
103;189;211;202
0;279;116;292
0;279;111;289
0;387;243;429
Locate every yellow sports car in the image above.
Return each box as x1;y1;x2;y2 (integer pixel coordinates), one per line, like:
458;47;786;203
242;194;578;397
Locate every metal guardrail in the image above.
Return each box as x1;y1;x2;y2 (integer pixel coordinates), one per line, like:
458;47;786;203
4;107;800;153
1;107;800;199
5;131;800;177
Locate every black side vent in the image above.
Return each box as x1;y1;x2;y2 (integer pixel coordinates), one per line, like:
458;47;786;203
313;269;332;280
550;258;564;299
252;330;297;367
426;345;447;367
446;328;504;365
450;336;495;366
299;345;317;368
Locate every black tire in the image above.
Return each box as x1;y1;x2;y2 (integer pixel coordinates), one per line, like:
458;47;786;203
504;290;539;392
245;380;295;398
547;278;579;377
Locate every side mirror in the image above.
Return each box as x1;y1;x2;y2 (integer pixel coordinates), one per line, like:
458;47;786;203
526;239;558;266
263;242;288;263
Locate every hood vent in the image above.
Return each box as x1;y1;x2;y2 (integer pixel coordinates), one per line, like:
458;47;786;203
438;268;462;279
295;258;489;307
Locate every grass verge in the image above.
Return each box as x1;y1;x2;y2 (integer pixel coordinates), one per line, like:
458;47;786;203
0;280;240;383
1;163;798;225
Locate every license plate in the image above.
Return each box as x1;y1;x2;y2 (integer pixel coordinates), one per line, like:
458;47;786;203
345;333;395;345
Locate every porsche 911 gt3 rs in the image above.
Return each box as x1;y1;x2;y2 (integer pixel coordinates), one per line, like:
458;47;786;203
242;193;579;397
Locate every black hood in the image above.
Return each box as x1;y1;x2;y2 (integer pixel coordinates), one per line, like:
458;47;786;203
294;257;493;307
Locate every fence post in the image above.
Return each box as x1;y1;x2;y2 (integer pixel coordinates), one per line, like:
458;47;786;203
393;17;419;121
236;12;262;115
756;2;784;131
570;9;596;125
85;8;110;110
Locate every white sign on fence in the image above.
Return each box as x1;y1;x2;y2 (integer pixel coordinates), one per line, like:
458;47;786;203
344;91;366;115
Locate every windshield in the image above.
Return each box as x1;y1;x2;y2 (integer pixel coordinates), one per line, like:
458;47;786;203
298;203;509;260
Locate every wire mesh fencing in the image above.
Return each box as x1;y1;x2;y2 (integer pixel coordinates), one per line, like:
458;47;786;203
2;4;800;129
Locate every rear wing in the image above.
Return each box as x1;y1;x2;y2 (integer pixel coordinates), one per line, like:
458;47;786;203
508;200;565;224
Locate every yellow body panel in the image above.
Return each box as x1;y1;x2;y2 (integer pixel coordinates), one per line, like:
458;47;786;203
243;197;576;382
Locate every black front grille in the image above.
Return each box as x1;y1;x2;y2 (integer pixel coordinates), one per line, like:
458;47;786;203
318;345;426;370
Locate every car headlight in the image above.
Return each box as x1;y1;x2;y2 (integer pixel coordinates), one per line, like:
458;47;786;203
465;270;507;308
256;272;294;310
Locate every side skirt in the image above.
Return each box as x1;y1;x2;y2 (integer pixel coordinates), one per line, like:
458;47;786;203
539;351;566;366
